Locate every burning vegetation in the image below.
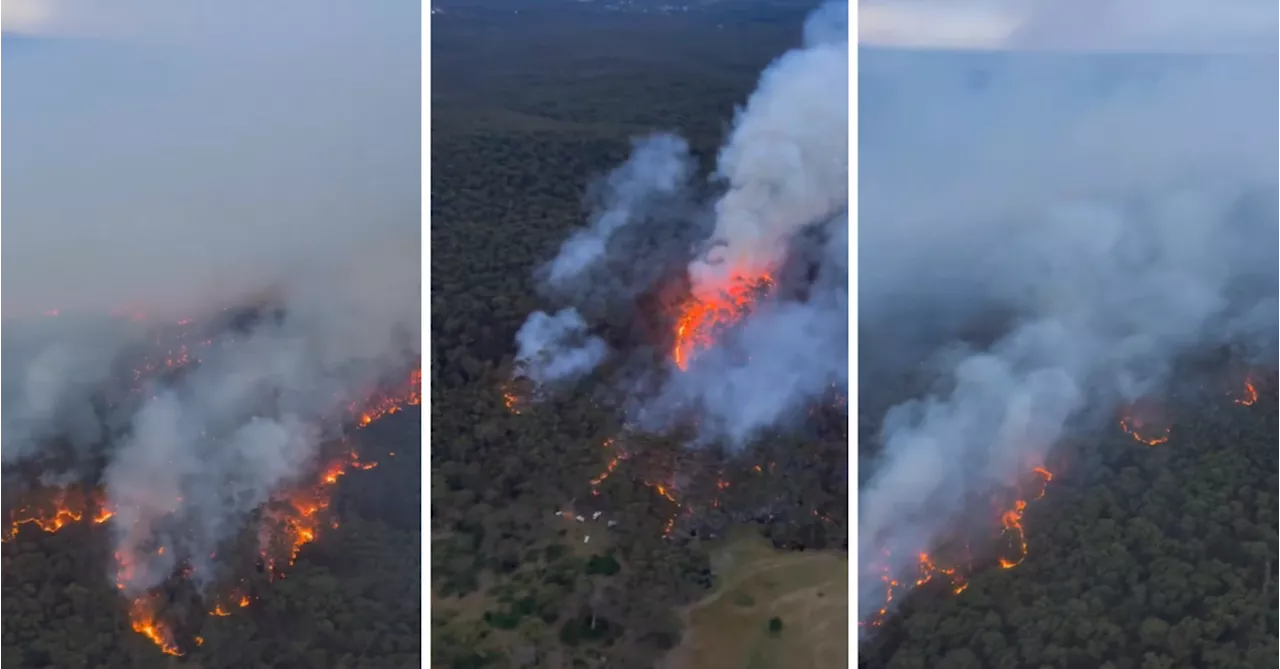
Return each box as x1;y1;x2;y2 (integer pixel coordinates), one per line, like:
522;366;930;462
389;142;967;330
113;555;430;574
2;312;422;657
860;370;1267;631
860;464;1054;629
671;273;775;371
508;262;846;547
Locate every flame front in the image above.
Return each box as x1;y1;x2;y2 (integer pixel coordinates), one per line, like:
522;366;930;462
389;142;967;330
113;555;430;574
861;466;1053;627
672;274;774;371
259;368;418;573
118;365;419;654
1119;416;1170;446
3;489;113;543
129;596;183;656
350;368;422;427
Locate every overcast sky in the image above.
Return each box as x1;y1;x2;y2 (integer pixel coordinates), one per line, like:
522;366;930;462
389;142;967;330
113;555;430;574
860;0;1278;53
2;0;420;318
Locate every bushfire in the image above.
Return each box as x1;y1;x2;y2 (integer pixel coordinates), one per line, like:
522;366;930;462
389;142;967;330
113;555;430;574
860;465;1054;629
2;488;112;543
3;364;421;657
1235;376;1258;406
672;273;774;371
1118;415;1171;446
860;376;1259;634
129;596;183;657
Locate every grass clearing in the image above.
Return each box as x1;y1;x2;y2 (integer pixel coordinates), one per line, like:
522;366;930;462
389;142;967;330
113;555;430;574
664;530;848;669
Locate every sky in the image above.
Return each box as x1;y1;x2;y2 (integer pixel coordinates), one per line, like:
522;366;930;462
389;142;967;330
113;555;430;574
859;0;1279;53
1;0;420;318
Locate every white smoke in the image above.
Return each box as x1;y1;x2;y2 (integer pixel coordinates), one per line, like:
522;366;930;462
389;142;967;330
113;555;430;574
1;317;138;463
690;4;849;295
543;134;696;291
515;309;611;387
101;255;417;593
858;44;1277;618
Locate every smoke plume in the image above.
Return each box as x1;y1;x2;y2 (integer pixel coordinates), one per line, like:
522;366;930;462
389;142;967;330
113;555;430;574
513;3;849;449
858;44;1278;617
2;0;419;595
515;309;611;388
690;2;849;295
541;134;698;296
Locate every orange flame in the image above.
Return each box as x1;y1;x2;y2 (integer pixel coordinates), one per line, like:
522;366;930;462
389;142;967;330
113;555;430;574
861;467;1053;627
1119;416;1170;446
672;274;774;370
997;467;1052;569
262;369;416;573
2;489;113;542
350;368;422;427
129;596;183;656
1235;376;1258;406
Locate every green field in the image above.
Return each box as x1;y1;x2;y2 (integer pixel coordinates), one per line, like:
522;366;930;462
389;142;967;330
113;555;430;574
664;531;848;669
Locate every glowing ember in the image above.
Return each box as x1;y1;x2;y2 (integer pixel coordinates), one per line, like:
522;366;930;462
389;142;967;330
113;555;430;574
914;552;967;594
262;444;391;572
590;456;621;491
672;274;774;370
350;368;422;427
1119;416;1170;446
254;368;417;571
2;489;112;542
503;392;522;414
997;467;1051;569
1235;376;1258;406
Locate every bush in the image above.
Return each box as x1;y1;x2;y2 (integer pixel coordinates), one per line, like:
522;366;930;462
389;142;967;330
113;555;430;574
585;553;621;576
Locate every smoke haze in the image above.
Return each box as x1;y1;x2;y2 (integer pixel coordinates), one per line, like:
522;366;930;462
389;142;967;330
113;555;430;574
2;0;419;593
858;42;1278;617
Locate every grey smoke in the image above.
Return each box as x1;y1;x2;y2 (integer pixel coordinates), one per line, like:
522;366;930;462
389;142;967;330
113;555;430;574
515;309;611;387
690;4;849;295
104;254;418;593
514;3;849;448
2;0;419;594
858;44;1278;618
1;316;138;463
542;134;697;292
